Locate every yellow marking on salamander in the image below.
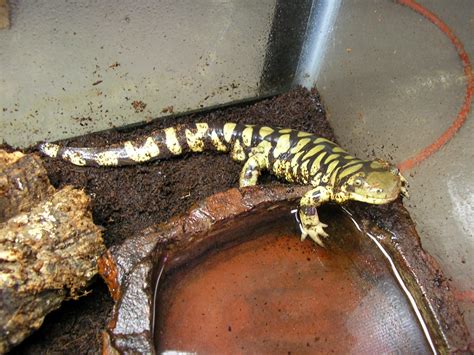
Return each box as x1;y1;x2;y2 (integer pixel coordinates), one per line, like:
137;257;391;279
223;123;236;143
302;145;325;160
332;146;346;153
41;143;60;158
314;137;333;145
300;159;310;180
290;151;305;180
284;161;295;182
185;123;209;152
291;152;308;184
63;150;86;166
250;140;272;156
291;160;301;180
290;138;311;154
196;123;209;132
310;152;327;175
144;137;161;158
124;137;161;162
273;134;291;158
330;167;341;185
312;172;322;185
259;126;274;139
210;130;228;152
279;128;292;134
231;139;246;161
272;159;282;175
298;131;313;137
242;126;254;146
338;163;363;179
96;151;119;166
290;151;305;169
326;160;340;175
164;128;183;155
324;153;340;164
272;159;292;181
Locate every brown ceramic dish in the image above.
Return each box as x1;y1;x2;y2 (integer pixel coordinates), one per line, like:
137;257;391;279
98;184;470;354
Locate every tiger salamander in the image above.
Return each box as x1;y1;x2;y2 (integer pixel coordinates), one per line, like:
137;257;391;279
39;122;408;246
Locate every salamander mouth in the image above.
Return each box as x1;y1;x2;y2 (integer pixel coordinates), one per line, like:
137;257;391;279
365;194;399;204
350;188;400;205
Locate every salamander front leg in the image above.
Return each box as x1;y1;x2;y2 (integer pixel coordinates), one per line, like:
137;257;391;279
298;187;331;247
399;173;410;199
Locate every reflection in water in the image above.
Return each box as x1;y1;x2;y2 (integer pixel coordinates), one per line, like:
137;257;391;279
343;207;436;354
155;208;430;353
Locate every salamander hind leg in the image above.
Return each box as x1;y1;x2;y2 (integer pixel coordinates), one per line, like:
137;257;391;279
298;187;331;247
239;154;268;187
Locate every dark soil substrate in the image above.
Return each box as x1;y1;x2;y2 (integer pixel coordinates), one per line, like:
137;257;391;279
13;87;335;354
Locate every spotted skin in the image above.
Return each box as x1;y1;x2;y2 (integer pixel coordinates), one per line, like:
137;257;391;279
39;122;408;246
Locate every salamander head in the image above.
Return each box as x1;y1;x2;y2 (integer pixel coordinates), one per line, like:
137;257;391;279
335;160;408;204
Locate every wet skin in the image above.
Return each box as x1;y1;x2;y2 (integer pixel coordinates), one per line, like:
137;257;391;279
39;122;408;246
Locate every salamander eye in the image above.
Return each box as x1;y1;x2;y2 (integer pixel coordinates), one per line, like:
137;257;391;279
354;178;363;187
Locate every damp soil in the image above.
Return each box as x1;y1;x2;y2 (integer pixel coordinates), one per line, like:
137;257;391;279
13;87;335;354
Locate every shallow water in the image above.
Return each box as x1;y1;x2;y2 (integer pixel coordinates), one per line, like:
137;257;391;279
155;208;430;353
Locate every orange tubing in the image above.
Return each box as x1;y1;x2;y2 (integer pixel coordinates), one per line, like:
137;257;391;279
397;1;474;304
396;0;473;172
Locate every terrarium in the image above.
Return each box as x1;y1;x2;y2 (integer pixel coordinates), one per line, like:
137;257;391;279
1;1;472;353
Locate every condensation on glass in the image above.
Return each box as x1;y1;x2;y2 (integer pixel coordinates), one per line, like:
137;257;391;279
0;0;339;147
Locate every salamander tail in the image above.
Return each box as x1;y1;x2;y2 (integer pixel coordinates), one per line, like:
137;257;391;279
38;142;61;158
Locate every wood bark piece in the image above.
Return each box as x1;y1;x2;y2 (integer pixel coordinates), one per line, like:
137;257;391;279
0;150;55;222
0;152;105;353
